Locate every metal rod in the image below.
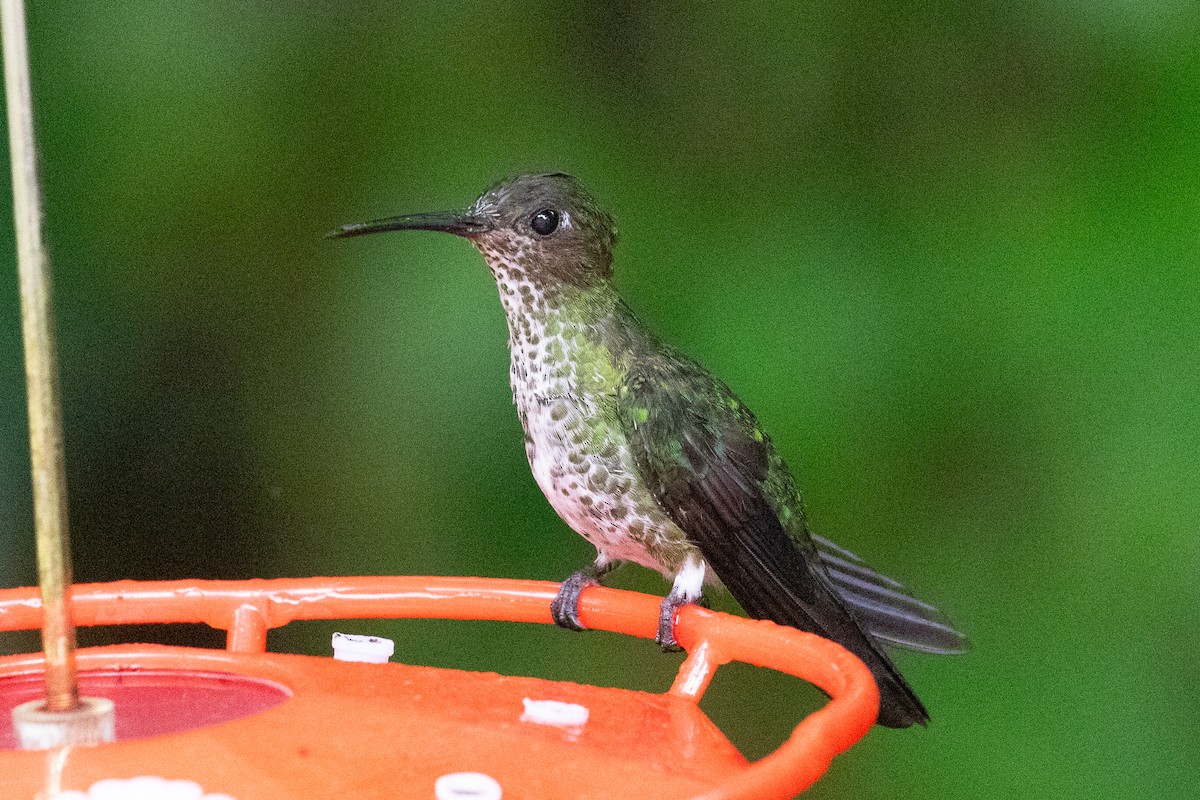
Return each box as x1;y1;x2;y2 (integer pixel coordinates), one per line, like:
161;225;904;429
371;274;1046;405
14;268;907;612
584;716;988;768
2;0;80;713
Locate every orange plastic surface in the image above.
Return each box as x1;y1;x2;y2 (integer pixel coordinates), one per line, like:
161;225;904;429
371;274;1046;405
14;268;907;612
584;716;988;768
0;577;879;798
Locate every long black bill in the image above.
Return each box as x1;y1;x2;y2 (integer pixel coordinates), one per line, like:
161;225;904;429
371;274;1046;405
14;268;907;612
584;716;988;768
327;211;491;239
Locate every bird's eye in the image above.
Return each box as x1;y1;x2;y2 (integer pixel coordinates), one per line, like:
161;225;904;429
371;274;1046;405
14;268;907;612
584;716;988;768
530;208;559;236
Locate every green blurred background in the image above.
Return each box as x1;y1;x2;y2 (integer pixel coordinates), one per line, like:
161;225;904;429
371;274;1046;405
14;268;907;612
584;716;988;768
1;1;1197;797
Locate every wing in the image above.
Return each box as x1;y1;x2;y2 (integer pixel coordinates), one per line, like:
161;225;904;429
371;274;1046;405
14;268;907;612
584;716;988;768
616;355;929;728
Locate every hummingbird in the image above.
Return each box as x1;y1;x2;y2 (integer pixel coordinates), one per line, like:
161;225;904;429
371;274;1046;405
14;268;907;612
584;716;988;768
331;173;967;728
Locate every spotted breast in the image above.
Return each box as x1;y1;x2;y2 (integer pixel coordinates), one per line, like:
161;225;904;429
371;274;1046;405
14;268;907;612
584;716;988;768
477;235;690;576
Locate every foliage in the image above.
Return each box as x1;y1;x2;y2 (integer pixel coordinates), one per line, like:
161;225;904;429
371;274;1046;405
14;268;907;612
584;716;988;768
1;2;1197;797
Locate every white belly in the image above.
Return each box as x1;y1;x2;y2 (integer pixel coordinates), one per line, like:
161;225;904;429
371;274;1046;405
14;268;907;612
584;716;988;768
520;392;675;571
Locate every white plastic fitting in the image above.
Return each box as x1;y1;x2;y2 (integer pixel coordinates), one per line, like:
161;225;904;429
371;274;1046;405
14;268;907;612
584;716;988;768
434;772;502;800
11;696;115;750
331;632;395;663
520;698;590;729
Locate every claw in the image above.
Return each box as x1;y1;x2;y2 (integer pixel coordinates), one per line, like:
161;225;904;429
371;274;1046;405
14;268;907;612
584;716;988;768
551;561;619;632
656;591;688;652
657;559;707;651
550;571;594;631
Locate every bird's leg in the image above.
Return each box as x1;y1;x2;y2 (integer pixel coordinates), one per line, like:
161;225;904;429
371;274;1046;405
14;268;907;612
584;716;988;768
550;558;617;632
657;557;708;651
656;591;689;652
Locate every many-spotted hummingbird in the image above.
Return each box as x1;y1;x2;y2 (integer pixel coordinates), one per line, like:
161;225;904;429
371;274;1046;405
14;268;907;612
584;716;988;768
331;173;966;728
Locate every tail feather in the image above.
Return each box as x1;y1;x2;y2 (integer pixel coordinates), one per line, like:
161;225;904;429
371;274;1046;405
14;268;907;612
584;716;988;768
689;508;932;728
814;534;970;655
724;555;932;729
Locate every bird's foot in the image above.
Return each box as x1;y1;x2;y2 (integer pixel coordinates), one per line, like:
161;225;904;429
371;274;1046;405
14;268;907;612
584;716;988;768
550;571;594;631
656;590;702;652
551;564;615;631
657;560;709;651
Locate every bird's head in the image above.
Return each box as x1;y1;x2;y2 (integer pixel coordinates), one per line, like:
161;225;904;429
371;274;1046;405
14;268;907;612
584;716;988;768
331;173;617;289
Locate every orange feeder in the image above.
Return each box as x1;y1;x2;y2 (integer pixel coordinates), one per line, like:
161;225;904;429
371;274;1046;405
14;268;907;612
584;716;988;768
0;577;879;798
0;0;882;793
